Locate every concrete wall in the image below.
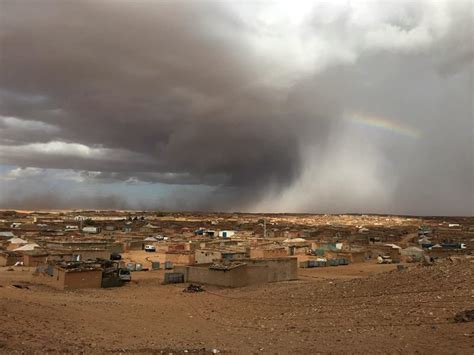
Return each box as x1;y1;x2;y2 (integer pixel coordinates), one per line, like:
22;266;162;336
22;253;72;266
195;250;222;264
246;258;298;284
348;251;366;263
57;268;102;290
168;243;190;252
155;252;195;265
249;248;288;259
34;267;102;290
124;241;144;251
73;249;110;261
186;264;248;288
182;257;298;288
23;254;48;267
0;253;19;266
427;248;470;258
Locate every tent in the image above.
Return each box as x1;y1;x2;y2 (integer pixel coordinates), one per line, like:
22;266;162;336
401;246;424;257
283;238;306;243
0;231;15;239
144;236;158;242
14;243;40;251
385;243;402;249
8;237;28;244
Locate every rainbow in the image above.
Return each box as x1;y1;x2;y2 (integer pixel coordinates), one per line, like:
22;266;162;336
348;112;421;139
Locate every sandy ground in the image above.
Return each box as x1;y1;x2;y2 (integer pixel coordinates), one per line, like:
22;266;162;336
0;259;473;354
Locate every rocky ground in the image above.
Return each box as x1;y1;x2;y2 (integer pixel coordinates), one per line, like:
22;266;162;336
0;258;473;354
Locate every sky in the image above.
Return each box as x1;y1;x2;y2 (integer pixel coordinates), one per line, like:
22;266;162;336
0;0;472;215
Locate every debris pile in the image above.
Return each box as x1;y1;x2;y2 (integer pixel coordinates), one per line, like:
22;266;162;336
454;309;474;323
183;284;204;293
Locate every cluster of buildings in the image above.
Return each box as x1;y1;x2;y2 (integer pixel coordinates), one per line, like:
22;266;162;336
1;210;472;290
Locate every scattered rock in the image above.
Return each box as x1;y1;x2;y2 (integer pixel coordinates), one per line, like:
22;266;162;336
183;284;204;293
454;310;474;323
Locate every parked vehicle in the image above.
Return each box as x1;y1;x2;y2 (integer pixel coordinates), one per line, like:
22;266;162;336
110;252;122;260
144;244;156;252
377;255;392;264
118;268;131;282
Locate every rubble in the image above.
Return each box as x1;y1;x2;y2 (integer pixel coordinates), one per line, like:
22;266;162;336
183;284;205;293
454;310;474;323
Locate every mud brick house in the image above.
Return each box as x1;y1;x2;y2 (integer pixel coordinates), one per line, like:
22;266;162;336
22;251;73;267
175;257;298;287
0;250;20;266
195;249;223;264
36;262;103;290
155;251;195;265
249;247;288;259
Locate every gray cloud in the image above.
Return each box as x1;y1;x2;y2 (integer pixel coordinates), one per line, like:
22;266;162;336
0;0;472;214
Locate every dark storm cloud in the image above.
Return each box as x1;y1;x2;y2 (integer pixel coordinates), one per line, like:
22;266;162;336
0;0;301;196
0;190;128;210
0;0;472;214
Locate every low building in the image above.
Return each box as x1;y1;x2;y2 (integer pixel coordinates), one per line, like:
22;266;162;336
221;251;248;261
82;226;101;234
0;251;20;266
35;261;112;290
249;247;288;259
22;251;73;267
155;251;195;265
175;257;298;288
70;249;110;261
218;230;236;238
195;249;222;264
51;266;102;290
427;248;471;259
22;252;48;267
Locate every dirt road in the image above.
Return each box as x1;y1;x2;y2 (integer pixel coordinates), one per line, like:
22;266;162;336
0;259;473;354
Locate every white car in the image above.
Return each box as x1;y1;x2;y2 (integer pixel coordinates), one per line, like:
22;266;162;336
144;244;156;252
118;268;131;281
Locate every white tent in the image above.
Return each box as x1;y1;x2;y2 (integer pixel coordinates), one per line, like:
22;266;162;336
283;238;306;243
0;231;15;238
8;237;28;244
385;243;402;249
14;243;40;251
401;246;424;257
